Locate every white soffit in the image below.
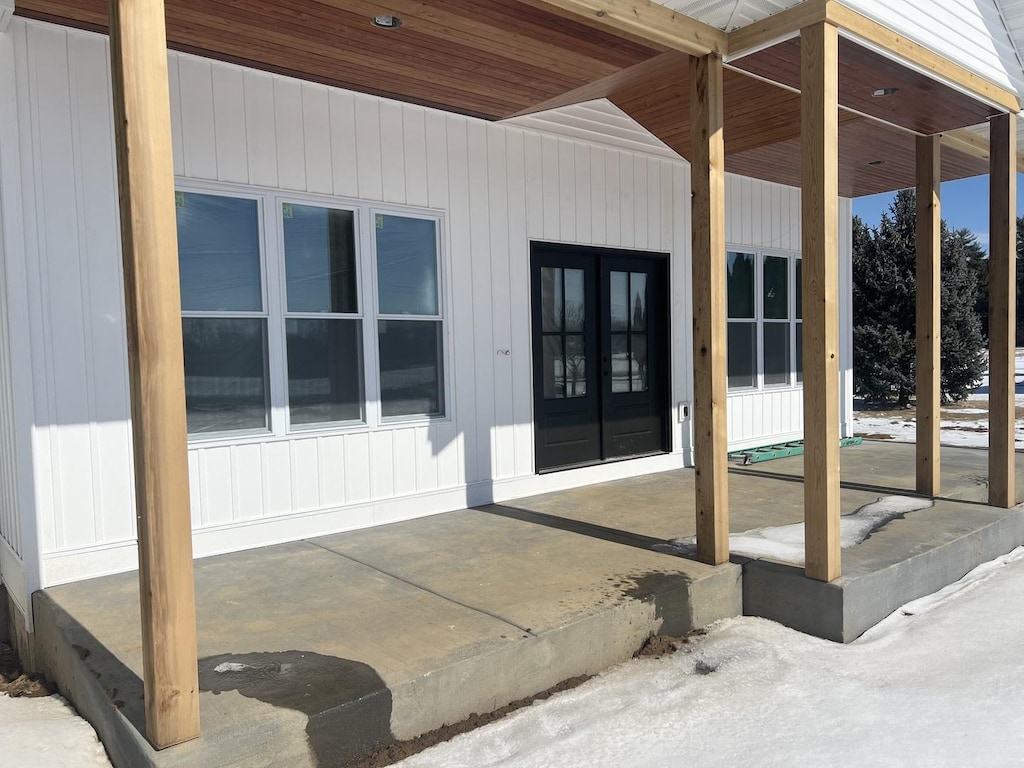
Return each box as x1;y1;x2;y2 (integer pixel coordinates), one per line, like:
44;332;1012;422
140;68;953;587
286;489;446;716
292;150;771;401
660;0;805;32
500;100;679;160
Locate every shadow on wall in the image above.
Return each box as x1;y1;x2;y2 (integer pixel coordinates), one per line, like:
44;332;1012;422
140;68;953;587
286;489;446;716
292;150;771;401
198;651;393;768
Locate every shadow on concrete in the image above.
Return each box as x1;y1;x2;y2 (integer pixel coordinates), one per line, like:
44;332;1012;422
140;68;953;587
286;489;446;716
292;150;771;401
198;651;392;768
479;504;689;557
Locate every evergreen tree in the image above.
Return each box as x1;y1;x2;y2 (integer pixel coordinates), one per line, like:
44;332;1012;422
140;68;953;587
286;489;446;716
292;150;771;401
852;189;986;404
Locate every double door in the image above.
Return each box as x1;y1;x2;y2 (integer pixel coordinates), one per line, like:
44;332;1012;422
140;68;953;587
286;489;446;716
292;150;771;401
531;244;670;472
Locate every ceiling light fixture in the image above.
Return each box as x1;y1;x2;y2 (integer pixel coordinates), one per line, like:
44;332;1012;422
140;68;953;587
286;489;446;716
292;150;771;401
372;14;402;29
872;87;900;97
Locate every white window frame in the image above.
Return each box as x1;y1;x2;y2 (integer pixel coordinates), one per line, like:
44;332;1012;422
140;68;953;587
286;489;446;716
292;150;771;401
726;245;803;393
176;179;452;445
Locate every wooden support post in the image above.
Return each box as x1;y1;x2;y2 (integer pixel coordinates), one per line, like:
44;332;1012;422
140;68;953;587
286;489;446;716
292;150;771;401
988;112;1017;508
109;0;200;748
915;134;941;497
801;22;841;582
690;52;729;565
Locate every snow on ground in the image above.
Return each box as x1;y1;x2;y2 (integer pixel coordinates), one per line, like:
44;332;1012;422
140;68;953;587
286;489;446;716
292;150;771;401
714;495;932;564
0;693;112;767
398;548;1024;768
665;496;932;565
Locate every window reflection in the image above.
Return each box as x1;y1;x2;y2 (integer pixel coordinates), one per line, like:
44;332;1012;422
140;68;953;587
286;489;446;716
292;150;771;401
176;192;262;312
378;320;444;417
182;318;268;434
376;215;439;315
287;319;363;425
283;205;358;313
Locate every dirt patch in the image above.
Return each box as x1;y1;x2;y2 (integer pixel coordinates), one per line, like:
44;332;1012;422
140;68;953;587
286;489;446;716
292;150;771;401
0;642;53;698
354;674;592;768
634;634;680;658
856;432;895;440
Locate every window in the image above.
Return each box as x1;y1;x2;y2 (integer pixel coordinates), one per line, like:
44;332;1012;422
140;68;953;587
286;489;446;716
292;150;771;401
174;187;447;439
725;249;802;391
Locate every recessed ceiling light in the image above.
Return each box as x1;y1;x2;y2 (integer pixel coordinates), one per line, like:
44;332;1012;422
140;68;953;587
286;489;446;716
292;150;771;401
372;14;402;29
872;87;900;97
867;159;884;166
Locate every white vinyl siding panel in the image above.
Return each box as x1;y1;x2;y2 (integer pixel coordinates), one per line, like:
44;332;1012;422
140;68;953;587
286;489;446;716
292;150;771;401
6;18;851;586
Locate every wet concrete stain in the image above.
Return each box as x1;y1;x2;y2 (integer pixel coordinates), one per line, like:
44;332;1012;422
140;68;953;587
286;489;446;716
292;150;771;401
198;651;392;768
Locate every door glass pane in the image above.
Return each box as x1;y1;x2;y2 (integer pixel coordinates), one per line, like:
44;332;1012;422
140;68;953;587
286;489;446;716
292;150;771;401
630;272;648;330
177;192;262;312
182;318;268;434
611;333;629;392
610;271;629;332
796;322;803;383
763;322;790;386
565;334;587;397
541;267;563;332
763;256;789;319
375;215;438;315
564;269;585;332
378;320;444;417
727;252;755;319
631;334;648;391
286;319;363;426
727;322;756;388
543;336;565;399
283;205;358;313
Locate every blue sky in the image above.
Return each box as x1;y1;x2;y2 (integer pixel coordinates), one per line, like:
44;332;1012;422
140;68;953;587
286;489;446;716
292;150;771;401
852;172;1024;252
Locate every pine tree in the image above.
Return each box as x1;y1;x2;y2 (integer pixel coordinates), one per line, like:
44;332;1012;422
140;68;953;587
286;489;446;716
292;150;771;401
852;189;986;404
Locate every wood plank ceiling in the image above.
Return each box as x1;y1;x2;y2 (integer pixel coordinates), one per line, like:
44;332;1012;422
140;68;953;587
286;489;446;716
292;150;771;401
17;0;995;197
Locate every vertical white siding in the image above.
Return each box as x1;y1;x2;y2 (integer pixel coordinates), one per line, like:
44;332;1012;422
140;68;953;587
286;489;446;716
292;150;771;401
7;18;846;586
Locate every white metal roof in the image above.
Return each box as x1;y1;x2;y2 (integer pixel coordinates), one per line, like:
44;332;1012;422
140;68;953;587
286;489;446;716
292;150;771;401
663;0;1024;102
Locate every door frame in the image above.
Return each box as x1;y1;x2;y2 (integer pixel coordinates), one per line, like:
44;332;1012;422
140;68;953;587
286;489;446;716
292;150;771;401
529;241;673;473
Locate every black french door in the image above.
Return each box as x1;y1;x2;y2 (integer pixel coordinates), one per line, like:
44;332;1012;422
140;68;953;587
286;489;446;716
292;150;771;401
531;243;670;472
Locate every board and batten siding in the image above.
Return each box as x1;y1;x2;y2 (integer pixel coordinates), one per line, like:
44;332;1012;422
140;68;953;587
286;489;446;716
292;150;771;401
4;17;845;588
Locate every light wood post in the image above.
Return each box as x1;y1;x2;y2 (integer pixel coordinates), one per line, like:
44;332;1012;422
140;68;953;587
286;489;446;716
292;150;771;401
800;22;841;582
988;112;1017;508
915;134;941;497
109;0;200;748
690;53;730;565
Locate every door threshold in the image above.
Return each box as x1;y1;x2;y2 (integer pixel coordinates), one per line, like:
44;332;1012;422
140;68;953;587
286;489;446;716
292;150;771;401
537;450;668;475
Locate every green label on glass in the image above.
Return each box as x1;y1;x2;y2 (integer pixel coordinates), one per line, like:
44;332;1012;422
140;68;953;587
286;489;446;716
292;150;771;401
375;213;384;230
282;203;293;219
174;191;185;209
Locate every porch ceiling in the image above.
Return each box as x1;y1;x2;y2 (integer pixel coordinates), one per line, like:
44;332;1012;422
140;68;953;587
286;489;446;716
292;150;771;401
16;0;995;196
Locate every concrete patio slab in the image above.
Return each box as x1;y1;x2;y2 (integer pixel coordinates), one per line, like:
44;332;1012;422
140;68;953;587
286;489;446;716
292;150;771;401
28;441;1024;767
33;505;740;768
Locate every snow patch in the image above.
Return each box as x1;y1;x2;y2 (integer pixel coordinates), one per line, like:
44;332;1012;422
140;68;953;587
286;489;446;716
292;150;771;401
213;662;253;673
0;694;112;767
668;495;931;565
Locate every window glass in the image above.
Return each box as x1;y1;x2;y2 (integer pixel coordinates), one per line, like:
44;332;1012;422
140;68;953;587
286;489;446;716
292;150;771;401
763;256;789;320
541;268;563;333
182;318;268;433
283;205;358;313
177;192;262;312
375;215;438;315
610;271;629;332
564;269;585;332
796;259;803;320
286;319;363;425
564;334;587;396
378;320;444;417
763;323;790;386
727;252;755;319
543;336;564;399
727;323;756;388
796;323;804;383
630;273;648;331
631;333;648;391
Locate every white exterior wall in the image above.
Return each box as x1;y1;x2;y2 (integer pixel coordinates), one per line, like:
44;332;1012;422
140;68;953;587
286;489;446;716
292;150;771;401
3;18;849;588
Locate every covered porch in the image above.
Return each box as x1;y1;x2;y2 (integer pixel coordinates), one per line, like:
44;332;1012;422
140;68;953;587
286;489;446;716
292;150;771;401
3;0;1024;759
31;440;1024;767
